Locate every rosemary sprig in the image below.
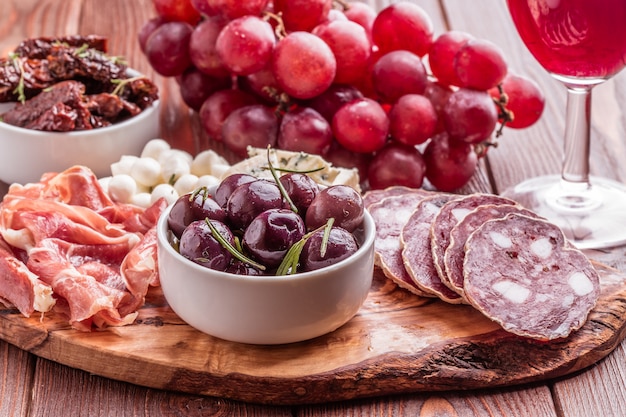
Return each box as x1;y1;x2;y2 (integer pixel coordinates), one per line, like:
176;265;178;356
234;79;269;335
110;76;144;96
266;146;299;213
263;165;326;175
205;218;266;271
276;218;334;276
10;54;26;103
73;43;90;57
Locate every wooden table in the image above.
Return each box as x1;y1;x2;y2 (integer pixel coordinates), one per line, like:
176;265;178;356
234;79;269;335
2;0;626;416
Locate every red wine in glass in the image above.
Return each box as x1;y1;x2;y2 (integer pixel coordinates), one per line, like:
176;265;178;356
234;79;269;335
503;0;626;249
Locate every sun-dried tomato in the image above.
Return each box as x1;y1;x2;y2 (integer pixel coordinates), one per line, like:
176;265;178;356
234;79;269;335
0;35;159;131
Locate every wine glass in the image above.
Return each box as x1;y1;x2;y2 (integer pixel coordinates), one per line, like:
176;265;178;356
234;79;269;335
503;0;626;249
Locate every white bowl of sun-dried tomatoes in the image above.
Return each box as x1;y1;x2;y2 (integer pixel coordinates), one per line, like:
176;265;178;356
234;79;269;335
0;35;160;185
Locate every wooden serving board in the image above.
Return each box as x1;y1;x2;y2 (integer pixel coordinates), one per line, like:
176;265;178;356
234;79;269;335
1;259;626;406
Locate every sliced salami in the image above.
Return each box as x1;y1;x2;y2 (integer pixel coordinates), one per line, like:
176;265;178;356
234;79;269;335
368;192;434;297
444;204;538;299
430;194;515;289
363;186;432;209
401;194;464;303
463;213;600;340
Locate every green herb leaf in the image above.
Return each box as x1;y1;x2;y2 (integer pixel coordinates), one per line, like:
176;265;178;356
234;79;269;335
266;146;299;213
205;218;266;271
275;218;334;276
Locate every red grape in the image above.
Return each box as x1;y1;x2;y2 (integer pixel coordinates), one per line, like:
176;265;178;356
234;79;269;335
325;9;349;23
216;16;276;76
372;1;434;57
153;0;201;25
189;17;229;78
324;140;372;186
202;0;270;20
312;20;371;85
371;50;428;103
277;107;333;155
388;94;437;146
145;21;194;77
190;0;214;16
489;73;545;129
240;65;282;104
428;30;474;87
424;133;478;192
221;104;279;157
272;31;337;100
138;17;166;54
443;88;498;144
454;38;508;90
332;98;389;153
367;142;426;190
343;1;376;40
199;89;259;142
179;67;231;111
273;0;333;32
305;84;363;123
423;81;453;134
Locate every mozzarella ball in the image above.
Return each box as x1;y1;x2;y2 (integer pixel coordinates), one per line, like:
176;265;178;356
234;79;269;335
151;183;179;205
141;138;171;160
131;157;163;187
174;174;200;196
110;155;139;177
108;174;138;203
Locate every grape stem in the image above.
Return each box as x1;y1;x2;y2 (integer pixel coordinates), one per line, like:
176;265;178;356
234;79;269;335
492;83;514;137
263;11;287;39
333;0;350;11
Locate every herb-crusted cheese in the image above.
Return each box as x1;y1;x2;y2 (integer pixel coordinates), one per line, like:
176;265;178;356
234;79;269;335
221;147;361;192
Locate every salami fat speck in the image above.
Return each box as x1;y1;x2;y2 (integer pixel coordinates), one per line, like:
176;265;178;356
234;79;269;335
444;204;538;299
463;213;600;340
401;194;464;303
430;194;515;289
368;193;433;297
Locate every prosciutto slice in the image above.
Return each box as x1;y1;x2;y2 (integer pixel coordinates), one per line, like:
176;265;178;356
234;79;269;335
0;237;54;317
0;165;165;330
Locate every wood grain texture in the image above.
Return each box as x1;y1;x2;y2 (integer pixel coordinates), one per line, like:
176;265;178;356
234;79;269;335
0;341;35;417
1;265;626;406
299;386;559;417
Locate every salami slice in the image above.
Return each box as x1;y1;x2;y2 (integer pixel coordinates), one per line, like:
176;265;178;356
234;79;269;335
363;186;431;209
463;213;600;340
430;194;515;289
401;194;464;303
369;192;434;297
444;204;538;299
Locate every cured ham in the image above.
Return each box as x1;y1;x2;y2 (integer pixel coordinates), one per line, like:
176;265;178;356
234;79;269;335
0;166;165;330
0;237;54;317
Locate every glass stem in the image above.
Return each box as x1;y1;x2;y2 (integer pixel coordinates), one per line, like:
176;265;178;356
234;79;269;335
561;85;592;187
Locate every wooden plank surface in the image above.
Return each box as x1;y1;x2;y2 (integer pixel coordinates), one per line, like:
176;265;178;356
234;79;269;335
1;0;626;416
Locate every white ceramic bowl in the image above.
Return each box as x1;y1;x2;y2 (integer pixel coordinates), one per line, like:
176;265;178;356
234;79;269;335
0;83;159;185
157;205;376;345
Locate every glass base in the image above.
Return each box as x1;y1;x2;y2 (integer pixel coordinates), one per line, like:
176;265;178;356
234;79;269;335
501;175;626;249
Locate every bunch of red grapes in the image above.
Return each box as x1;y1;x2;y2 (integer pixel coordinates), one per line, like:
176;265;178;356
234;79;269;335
139;0;545;192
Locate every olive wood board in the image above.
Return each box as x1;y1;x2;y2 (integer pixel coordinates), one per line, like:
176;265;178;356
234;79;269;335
1;261;626;406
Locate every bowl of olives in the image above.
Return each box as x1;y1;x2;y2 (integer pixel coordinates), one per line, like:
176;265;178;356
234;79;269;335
156;172;375;345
